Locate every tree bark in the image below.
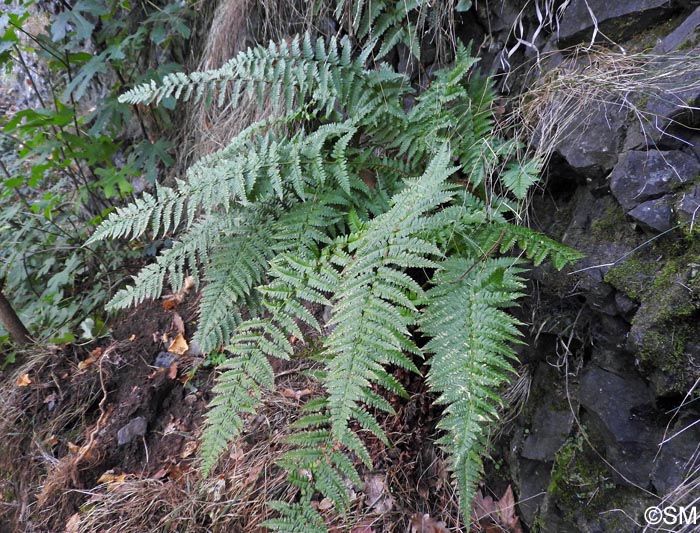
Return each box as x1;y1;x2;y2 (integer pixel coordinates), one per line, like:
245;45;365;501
0;288;31;346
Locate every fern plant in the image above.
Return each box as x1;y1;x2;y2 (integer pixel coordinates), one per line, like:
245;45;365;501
89;33;581;529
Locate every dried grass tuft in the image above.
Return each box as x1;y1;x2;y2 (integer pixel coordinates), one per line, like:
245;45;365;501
0;346;108;529
180;0;332;166
70;370;317;532
502;46;700;167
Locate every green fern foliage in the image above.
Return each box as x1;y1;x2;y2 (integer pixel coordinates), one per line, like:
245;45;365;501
336;0;430;59
421;256;526;512
92;33;583;530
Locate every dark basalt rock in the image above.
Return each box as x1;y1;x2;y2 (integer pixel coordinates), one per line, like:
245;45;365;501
579;366;661;486
609;150;700;211
675;184;700;225
556;0;677;47
628;197;674;232
653;6;700;54
117;416;148;446
555;103;627;179
462;2;700;528
651;413;700;493
521;405;575;462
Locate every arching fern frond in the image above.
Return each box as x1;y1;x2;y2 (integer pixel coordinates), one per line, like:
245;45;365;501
323;146;455;453
421;256;527;512
199;347;275;475
337;0;428;59
200;249;338;475
85;183;184;244
106;215;229;310
497;222;584;269
194;224;275;353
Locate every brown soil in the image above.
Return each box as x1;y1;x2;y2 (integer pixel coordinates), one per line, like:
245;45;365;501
0;295;214;532
0;291;520;533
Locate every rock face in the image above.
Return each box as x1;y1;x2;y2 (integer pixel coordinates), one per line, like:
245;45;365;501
556;0;677;46
464;2;700;531
610;150;700;211
117;416;148;446
555;105;627;178
609;150;700;230
579;366;660;486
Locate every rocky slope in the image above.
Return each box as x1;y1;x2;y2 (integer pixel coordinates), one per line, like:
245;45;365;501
451;2;700;531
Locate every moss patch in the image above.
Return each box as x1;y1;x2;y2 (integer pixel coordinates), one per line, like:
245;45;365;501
604;258;657;301
591;204;630;242
606;234;700;392
547;432;615;521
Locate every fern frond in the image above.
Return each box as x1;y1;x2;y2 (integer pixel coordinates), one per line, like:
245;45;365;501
500;158;541;200
324;146;456;451
399;44;483;163
421;256;526;514
195;226;275;352
119;34;350;115
86;183;184;244
339;0;426;59
106;216;228;310
200;349;275;475
102;33;585;532
264;501;326;533
200;250;335;473
497;223;585;269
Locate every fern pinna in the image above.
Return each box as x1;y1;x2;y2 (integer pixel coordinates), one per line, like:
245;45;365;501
90;34;581;529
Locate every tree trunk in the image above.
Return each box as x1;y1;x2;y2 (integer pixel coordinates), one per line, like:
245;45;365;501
0;288;31;346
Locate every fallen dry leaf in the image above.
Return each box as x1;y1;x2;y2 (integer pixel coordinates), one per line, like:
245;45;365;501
16;373;32;387
209;477;226;502
78;356;97;370
162;276;195;309
167;363;178;380
472;490;496;525
167;333;189;355
409;513;449;533
163;419;179;436
230;447;245;462
471;485;522;533
172;312;185;334
317;497;334;511
153;466;169;480
129;334;136;341
364;474;394;514
64;512;82;533
281;388;313;401
180;440;198;459
153;462;187;482
67;442;81;454
97;470;127;485
496;485;522;533
44;435;58;447
244;463;264;486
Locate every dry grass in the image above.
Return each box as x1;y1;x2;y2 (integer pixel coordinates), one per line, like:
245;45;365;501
501;45;700;167
58;376;304;532
40;361;469;532
0;346;104;530
63;368;393;532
